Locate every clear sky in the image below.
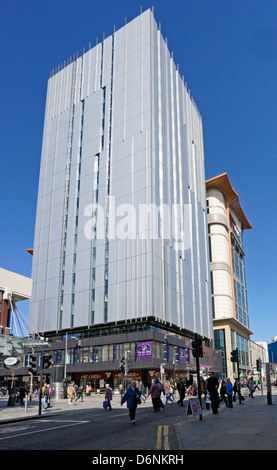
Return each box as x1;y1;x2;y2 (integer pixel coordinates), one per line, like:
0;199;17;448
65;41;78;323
0;0;276;343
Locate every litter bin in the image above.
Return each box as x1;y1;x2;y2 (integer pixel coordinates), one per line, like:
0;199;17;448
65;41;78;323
7;388;16;407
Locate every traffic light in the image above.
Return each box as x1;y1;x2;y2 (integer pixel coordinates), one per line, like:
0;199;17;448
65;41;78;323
28;354;37;374
256;359;261;371
120;356;125;373
192;335;203;358
42;354;52;369
198;339;203;358
231;349;238;363
192;339;197;357
175;360;179;371
163;343;168;361
125;356;129;374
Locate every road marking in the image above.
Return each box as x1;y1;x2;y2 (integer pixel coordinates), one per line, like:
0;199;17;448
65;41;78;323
0;420;90;441
0;425;35;434
156;425;170;450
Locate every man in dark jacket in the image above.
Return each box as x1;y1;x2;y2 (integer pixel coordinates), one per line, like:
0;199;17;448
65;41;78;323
177;379;186;407
121;380;141;424
207;372;219;414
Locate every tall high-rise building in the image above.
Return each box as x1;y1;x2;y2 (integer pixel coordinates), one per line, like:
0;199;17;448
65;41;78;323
206;172;253;381
28;9;218;388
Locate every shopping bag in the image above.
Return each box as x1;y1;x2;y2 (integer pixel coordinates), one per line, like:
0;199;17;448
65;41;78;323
103;400;109;409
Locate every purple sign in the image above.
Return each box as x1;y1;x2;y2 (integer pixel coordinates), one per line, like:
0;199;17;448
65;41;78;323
137;341;152;359
179;348;189;363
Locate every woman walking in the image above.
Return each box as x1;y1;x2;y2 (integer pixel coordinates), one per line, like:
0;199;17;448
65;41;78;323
104;383;113;411
219;379;228;406
121;380;141;424
164;381;174;405
147;379;162;412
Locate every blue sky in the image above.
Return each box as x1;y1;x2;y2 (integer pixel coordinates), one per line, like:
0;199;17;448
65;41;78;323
0;0;276;343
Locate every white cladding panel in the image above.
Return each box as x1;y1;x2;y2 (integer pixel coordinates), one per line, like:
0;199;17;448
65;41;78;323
29;9;212;340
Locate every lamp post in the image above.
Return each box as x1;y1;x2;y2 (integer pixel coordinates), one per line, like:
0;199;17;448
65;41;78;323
64;333;78;380
124;350;130;391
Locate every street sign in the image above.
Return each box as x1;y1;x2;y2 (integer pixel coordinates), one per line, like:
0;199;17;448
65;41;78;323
4;357;21;369
186;397;203;421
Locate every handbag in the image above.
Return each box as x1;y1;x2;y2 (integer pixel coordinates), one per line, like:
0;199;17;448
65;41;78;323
136;396;141;405
103;400;109;408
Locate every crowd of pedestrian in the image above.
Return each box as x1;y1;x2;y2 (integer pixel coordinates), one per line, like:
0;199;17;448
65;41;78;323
118;373;262;422
64;373;262;422
204;373;255;414
67;381;85;405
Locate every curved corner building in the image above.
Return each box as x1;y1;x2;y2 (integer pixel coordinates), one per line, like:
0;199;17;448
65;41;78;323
206;173;253;380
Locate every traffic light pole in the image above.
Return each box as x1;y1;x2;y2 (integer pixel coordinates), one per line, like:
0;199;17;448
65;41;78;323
260;360;263;396
38;353;43;416
235;348;242;404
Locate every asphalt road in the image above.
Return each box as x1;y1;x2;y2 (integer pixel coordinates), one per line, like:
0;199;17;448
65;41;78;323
0;401;181;451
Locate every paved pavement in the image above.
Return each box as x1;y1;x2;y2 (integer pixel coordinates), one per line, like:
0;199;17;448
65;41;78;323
175;386;277;450
0;385;277;450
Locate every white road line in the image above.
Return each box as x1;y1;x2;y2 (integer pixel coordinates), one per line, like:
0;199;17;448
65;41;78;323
0;420;90;441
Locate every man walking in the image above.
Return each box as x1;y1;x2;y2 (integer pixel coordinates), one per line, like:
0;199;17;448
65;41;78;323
207;372;219;414
177;378;186;407
248;377;255;398
226;378;233;408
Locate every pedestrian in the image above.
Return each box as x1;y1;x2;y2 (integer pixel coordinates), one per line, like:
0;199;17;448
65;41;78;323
155;379;165;409
47;384;52;407
67;381;75;405
138;380;146;402
177;378;186;407
207;372;219;414
236;379;245;404
43;383;49;409
199;377;205;397
121;380;141;424
170;380;176;401
74;384;79;401
147;379;162;412
192;380;198;396
164;381;174;404
248;377;255;398
104;383;113;411
19;385;27;406
206;392;211;410
76;384;85;403
218;379;228;406
254;378;260;391
226;378;233;408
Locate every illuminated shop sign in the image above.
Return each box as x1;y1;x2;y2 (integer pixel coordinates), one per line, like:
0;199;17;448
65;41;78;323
179;348;190;363
137;341;152;358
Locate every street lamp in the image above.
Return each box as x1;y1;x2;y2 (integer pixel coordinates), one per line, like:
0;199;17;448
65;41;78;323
64;333;78;380
160;362;166;385
124;350;130;391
